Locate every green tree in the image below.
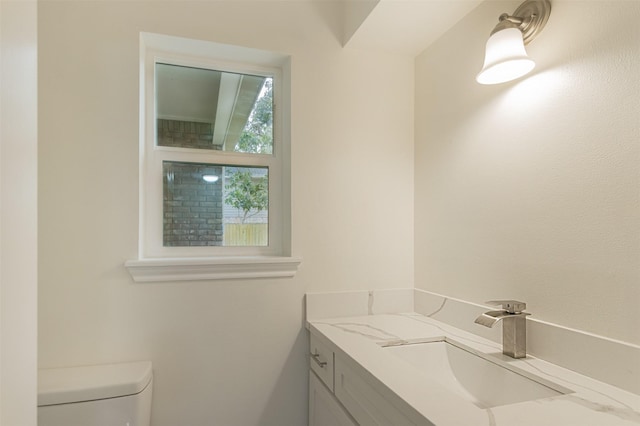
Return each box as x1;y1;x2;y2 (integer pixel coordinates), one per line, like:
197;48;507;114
236;78;273;154
225;170;268;223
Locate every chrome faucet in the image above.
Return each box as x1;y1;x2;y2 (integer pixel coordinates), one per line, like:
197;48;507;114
475;300;530;359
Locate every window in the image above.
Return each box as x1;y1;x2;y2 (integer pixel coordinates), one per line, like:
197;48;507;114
126;33;300;282
163;162;270;247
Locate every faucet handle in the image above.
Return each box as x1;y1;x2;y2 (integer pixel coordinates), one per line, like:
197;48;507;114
486;300;526;314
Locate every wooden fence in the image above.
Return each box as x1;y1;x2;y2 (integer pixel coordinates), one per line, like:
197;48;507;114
224;224;268;246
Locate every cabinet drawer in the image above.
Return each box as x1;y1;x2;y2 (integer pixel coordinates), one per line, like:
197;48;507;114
310;333;334;390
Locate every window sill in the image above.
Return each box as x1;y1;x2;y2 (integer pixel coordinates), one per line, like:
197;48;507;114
125;256;302;282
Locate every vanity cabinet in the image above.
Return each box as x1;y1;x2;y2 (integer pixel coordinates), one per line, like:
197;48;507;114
309;331;428;426
334;356;426;426
309;333;355;426
309;371;357;426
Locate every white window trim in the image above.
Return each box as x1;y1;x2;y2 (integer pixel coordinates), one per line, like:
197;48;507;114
126;32;300;282
125;256;301;282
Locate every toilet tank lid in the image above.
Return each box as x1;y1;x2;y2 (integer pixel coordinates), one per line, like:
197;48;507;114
38;361;152;407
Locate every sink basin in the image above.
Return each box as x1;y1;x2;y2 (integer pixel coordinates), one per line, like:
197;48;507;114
383;339;572;408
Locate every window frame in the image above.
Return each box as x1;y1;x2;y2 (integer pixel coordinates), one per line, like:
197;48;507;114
126;32;299;282
146;55;282;258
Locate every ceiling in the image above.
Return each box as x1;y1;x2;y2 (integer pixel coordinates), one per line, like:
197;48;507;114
343;0;483;56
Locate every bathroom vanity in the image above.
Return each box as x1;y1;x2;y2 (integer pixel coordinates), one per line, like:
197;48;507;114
306;294;640;426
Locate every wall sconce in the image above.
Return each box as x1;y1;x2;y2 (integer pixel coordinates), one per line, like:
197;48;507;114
476;0;551;85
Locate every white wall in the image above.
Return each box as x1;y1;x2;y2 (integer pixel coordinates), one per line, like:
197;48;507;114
415;1;640;345
0;1;38;424
38;1;414;425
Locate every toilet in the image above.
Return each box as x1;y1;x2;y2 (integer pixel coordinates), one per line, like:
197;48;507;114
38;361;153;426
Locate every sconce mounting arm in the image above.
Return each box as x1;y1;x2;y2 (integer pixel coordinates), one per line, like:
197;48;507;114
489;0;551;45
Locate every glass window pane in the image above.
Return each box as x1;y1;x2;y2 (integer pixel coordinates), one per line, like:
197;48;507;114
163;161;268;247
156;63;273;154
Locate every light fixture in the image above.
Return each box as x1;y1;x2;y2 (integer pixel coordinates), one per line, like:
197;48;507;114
202;175;219;183
476;0;551;85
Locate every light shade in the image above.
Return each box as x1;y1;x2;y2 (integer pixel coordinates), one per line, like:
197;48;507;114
476;27;535;85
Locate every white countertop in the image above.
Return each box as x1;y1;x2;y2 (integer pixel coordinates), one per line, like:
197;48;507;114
309;313;640;426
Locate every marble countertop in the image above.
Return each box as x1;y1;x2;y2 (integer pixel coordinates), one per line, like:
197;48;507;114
309;313;640;426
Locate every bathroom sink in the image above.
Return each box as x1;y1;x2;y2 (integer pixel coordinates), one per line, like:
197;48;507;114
383;339;571;408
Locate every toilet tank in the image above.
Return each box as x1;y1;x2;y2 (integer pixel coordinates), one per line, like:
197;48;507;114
38;361;153;426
